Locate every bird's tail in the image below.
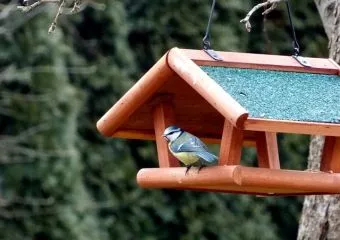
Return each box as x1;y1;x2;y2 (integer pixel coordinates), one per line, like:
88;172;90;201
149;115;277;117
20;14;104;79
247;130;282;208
196;152;218;164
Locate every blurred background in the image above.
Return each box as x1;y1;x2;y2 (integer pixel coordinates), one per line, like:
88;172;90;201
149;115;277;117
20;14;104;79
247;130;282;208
0;0;329;239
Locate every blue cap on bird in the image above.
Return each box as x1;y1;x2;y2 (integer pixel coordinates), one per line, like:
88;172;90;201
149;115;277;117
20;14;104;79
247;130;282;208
163;125;182;137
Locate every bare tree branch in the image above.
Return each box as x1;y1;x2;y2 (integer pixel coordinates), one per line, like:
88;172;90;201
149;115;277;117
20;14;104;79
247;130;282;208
48;0;65;33
0;2;45;35
0;196;55;207
240;0;284;32
16;0;102;33
71;0;81;13
17;0;59;13
0;124;51;144
313;0;337;39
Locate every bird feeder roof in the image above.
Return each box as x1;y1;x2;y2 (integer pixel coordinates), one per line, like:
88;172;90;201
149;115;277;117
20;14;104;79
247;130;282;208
202;66;340;123
97;48;340;141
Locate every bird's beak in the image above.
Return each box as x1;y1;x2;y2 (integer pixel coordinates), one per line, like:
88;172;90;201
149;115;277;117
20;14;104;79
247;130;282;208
162;134;168;141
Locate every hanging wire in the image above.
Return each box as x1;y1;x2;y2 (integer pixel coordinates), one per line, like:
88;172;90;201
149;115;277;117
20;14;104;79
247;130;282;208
202;0;216;50
202;0;223;60
285;0;300;56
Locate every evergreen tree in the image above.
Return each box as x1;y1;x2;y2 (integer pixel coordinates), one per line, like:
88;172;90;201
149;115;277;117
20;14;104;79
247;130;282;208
0;6;102;240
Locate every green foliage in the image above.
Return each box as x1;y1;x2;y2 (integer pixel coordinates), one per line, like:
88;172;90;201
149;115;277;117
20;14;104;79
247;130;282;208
126;0;251;71
1;9;102;240
0;0;328;239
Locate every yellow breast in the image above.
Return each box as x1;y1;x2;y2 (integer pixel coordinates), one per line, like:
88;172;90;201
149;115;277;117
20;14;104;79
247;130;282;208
170;150;200;166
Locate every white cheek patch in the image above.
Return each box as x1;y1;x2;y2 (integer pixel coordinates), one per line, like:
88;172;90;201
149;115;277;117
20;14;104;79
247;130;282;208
168;134;176;141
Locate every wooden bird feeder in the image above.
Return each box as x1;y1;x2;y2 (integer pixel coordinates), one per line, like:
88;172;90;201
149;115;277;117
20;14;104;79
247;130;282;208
97;48;340;196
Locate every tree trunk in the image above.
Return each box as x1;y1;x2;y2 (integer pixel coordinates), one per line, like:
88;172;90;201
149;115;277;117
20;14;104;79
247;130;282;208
297;1;340;239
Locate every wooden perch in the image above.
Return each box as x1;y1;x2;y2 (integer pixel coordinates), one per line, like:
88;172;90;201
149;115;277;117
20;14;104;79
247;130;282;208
137;166;340;195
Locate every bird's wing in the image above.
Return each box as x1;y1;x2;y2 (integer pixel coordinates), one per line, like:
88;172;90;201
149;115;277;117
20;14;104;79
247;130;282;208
195;151;218;163
176;134;208;153
173;134;218;164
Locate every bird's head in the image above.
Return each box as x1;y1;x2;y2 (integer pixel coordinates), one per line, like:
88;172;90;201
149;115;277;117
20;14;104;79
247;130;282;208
163;125;183;142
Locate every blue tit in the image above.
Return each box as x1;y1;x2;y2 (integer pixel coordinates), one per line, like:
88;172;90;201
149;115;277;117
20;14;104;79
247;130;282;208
163;125;218;174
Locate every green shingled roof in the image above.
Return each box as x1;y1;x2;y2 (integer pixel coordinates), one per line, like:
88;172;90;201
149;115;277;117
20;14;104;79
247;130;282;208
201;66;340;123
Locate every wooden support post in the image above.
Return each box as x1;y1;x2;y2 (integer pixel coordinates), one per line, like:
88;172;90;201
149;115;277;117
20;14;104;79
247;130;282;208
153;96;180;168
219;119;244;165
255;132;280;169
321;136;340;173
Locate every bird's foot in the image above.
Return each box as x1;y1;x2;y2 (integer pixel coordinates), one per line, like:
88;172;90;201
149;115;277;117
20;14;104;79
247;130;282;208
185;165;192;175
197;165;205;174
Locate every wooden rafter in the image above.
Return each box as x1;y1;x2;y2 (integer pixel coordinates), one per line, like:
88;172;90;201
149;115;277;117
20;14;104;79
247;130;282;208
181;48;339;75
96;54;175;137
245;118;340;137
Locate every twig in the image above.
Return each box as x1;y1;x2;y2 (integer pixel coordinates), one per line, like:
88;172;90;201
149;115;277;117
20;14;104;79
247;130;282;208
240;0;284;32
0;123;51;144
262;0;273;53
17;0;59;13
16;0;104;33
0;196;55;207
71;0;81;13
48;0;64;34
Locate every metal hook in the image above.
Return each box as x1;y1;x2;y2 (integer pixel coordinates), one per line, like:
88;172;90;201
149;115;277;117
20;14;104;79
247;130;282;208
285;0;311;67
202;0;223;61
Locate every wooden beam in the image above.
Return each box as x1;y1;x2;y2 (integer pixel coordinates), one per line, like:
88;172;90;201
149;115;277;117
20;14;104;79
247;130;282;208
256;132;280;169
245;118;340;137
321;136;340;173
167;48;249;128
113;130;155;141
180;48;340;75
112;129;256;146
136;166;340;194
219;119;244;165
97;54;175;137
152;96;180;168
